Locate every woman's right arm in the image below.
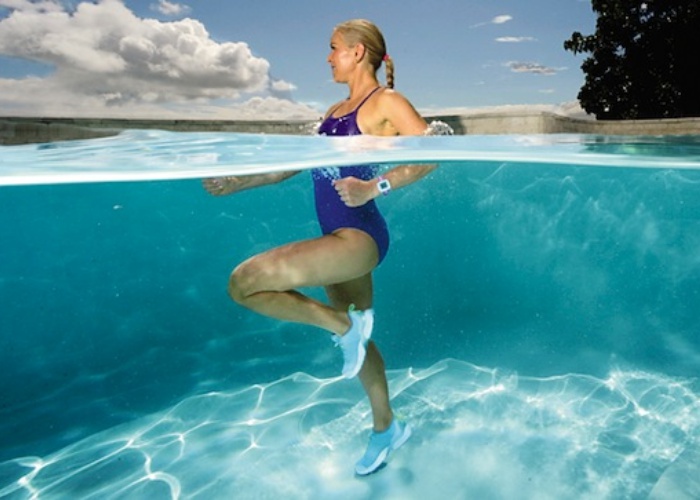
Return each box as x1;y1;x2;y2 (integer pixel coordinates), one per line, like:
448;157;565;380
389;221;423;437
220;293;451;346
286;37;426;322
202;171;300;196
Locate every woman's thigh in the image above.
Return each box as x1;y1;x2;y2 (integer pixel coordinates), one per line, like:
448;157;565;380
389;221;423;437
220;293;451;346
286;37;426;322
234;228;379;294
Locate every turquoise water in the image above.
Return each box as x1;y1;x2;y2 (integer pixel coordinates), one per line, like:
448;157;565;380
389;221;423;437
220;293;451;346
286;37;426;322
1;131;700;498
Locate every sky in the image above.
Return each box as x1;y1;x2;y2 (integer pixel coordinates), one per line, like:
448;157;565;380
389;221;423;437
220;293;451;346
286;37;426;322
0;0;597;120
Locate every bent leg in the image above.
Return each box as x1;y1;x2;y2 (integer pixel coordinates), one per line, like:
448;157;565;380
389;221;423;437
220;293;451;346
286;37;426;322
229;228;379;335
326;276;393;432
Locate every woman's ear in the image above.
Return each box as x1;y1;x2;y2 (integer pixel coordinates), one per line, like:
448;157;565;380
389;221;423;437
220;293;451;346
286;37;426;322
354;43;366;63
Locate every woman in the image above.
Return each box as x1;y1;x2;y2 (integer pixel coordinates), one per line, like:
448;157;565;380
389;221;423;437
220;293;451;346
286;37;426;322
203;19;436;476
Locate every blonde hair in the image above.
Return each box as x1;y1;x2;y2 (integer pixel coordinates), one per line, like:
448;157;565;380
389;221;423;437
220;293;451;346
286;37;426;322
335;19;394;89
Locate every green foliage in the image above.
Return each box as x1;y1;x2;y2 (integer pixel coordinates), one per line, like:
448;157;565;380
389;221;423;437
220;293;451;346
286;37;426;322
564;0;700;119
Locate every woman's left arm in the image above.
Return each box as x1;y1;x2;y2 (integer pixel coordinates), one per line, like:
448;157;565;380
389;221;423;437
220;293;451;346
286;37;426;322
379;90;438;185
333;91;437;207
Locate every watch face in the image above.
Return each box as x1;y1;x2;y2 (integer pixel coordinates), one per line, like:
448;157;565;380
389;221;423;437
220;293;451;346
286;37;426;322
378;180;391;192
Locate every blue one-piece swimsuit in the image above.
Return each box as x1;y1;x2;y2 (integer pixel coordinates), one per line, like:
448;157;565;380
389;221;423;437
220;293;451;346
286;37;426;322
313;87;389;264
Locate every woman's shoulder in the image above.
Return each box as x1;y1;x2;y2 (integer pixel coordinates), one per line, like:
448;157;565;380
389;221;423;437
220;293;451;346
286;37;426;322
373;88;426;135
376;87;407;102
374;88;418;113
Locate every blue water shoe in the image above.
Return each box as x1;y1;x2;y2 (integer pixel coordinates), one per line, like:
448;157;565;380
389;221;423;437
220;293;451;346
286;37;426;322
355;419;412;476
333;307;373;379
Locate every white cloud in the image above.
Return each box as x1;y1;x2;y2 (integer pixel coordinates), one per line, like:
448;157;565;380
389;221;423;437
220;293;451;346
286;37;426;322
492;15;512;24
152;0;190;17
271;80;297;93
505;61;559;76
0;75;320;119
496;36;536;43
0;0;312;118
471;14;513;28
225;96;319;120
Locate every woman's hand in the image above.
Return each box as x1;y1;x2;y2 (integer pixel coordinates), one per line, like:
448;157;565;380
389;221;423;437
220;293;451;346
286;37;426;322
202;171;300;197
202;176;246;196
333;176;376;207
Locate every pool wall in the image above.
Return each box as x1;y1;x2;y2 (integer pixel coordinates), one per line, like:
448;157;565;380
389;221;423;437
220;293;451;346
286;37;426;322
3;112;700;145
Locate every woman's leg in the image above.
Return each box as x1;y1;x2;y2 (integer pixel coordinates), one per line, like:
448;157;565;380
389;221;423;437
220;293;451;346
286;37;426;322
229;228;378;336
230;226;392;428
326;275;393;432
359;343;393;431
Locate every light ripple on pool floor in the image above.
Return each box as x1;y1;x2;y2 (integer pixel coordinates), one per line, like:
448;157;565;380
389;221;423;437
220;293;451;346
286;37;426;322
1;358;698;499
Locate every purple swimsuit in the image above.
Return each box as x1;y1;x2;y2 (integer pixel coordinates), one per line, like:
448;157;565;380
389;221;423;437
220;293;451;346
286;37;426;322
313;87;389;264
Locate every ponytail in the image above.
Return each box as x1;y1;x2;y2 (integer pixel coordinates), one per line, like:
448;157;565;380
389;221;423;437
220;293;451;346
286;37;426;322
383;54;395;89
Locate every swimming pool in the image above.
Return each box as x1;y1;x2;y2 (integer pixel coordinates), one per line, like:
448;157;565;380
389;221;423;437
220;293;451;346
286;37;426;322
1;131;699;498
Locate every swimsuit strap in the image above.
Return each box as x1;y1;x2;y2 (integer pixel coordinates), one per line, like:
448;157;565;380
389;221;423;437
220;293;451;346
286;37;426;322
353;86;382;113
328;86;383;119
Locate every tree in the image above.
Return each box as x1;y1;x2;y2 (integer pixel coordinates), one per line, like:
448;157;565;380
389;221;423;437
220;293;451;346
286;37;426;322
564;0;700;120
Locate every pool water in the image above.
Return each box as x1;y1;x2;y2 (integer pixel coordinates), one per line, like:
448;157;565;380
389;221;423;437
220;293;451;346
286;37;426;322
0;131;699;498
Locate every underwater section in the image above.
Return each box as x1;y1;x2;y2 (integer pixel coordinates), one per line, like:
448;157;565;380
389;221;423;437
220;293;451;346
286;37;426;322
1;132;700;497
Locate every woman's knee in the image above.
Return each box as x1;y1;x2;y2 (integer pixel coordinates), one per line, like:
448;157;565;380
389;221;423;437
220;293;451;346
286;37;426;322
228;259;265;304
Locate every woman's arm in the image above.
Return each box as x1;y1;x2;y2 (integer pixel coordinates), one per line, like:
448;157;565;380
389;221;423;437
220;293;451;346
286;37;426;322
375;163;437;190
333;90;438;207
332;163;435;207
203;171;300;197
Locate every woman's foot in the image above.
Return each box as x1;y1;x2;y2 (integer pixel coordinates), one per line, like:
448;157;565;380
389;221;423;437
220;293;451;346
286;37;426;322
355;419;412;475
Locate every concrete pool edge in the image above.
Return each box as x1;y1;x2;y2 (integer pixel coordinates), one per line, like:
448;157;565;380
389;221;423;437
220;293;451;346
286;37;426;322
2;111;700;145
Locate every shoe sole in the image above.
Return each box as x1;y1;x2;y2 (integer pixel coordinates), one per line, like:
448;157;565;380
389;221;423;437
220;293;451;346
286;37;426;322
343;310;374;379
355;447;389;476
362;309;374;343
343;341;366;379
390;422;412;451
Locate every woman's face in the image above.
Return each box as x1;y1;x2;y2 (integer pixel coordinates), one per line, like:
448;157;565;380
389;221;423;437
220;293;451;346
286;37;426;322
327;30;356;83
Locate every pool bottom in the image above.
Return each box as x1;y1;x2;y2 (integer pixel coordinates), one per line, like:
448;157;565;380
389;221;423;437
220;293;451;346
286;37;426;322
1;358;697;499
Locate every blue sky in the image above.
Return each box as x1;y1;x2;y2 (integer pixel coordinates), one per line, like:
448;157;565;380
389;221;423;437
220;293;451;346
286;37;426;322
0;0;596;119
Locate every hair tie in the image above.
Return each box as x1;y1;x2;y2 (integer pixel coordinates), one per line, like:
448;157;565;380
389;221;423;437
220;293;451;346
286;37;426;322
383;54;390;62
